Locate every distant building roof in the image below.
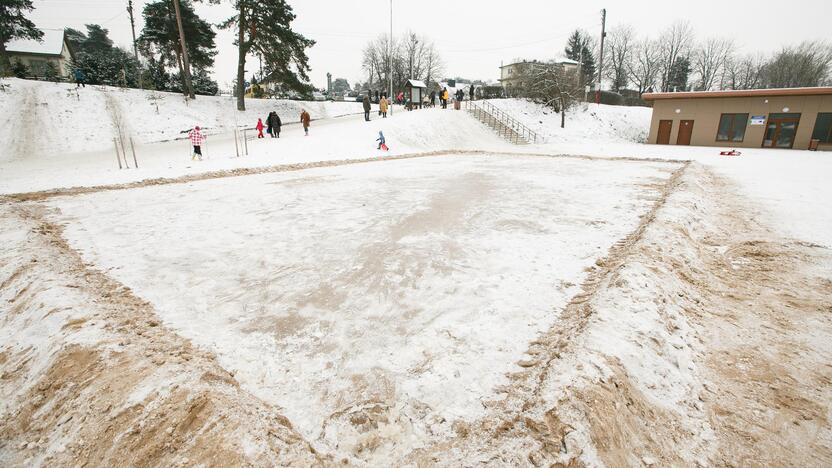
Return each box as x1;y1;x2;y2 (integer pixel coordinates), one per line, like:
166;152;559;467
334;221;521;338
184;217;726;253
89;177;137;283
407;79;427;88
643;87;832;100
501;58;579;69
6;29;66;56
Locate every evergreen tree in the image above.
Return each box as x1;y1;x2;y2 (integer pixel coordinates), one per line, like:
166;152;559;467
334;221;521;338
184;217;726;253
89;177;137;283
139;0;217;95
68;25;140;87
64;27;87;54
221;0;314;110
667;56;691;91
169;67;217;95
564;30;596;87
0;0;43;76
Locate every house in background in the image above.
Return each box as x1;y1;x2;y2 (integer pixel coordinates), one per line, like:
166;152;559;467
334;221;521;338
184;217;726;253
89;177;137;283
643;88;832;151
499;58;579;96
5;29;74;78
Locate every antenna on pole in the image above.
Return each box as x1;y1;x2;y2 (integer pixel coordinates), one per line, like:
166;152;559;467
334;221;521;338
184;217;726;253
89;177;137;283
595;8;606;105
126;0;142;89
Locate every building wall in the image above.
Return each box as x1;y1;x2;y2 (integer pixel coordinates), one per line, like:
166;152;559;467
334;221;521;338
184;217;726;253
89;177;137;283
9;41;72;78
647;94;832;150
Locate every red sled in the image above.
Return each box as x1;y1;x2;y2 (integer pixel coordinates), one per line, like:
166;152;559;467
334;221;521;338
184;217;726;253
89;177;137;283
380;143;389;151
720;150;742;156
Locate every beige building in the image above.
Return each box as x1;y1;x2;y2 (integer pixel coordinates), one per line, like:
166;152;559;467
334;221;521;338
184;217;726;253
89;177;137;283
5;29;74;78
643;88;832;151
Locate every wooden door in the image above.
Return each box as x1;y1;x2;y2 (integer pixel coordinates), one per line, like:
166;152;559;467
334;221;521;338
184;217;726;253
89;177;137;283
657;120;673;144
677;120;694;145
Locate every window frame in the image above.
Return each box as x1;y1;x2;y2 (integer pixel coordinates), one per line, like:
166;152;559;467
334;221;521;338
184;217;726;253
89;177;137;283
716;113;749;142
812;112;832;143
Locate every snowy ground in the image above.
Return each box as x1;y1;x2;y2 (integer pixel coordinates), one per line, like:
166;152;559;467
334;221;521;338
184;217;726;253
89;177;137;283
1;80;831;466
43;154;678;459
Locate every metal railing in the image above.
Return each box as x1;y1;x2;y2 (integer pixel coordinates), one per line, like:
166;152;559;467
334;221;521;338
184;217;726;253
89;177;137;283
465;100;541;145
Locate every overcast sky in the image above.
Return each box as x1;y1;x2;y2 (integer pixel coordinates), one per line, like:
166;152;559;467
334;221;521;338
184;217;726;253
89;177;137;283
28;0;831;90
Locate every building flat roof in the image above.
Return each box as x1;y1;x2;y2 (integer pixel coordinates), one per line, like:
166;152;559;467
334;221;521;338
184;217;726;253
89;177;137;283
6;29;66;56
643;87;832;100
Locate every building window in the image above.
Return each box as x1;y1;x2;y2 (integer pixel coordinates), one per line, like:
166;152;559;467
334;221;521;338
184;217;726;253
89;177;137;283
716;113;749;142
812;113;832;143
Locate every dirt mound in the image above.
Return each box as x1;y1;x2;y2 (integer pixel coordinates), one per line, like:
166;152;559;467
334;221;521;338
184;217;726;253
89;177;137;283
0;204;324;466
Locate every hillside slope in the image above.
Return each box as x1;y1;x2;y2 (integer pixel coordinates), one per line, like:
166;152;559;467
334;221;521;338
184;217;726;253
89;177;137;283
0;78;363;160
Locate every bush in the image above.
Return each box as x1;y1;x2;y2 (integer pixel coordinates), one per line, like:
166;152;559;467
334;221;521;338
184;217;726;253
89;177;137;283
599;90;623;106
11;61;29;78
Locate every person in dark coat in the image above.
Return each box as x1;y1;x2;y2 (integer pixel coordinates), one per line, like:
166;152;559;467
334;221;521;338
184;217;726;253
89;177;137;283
470;84;475;101
430;90;436;107
73;68;86;88
268;111;282;138
362;95;371;121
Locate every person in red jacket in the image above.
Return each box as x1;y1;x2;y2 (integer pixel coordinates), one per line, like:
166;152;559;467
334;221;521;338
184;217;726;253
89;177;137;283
188;126;205;161
256;118;265;138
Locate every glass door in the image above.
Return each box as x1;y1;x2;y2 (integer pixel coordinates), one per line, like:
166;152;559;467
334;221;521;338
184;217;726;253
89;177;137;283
762;113;801;149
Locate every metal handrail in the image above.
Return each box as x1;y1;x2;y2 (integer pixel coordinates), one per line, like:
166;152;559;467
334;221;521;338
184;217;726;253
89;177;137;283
465;100;541;144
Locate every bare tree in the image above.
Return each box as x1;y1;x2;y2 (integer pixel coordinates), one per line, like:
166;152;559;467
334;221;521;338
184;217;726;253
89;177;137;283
627;38;661;95
604;25;635;92
763;41;832;88
514;62;581;128
361;32;442;93
692;37;733;90
658;20;694;92
722;53;766;90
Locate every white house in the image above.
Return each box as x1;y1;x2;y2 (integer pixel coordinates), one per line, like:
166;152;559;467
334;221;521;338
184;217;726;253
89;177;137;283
6;29;74;78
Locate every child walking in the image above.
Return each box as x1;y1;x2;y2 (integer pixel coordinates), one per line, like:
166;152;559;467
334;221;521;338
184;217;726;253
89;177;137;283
188;125;205;160
256;118;265;138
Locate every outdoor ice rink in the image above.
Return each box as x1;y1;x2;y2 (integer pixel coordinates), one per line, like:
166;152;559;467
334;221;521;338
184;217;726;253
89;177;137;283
43;154;679;454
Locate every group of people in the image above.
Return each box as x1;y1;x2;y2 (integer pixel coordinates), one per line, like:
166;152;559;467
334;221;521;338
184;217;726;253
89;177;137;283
256;111;283;138
363;95;390;121
189;109;314;160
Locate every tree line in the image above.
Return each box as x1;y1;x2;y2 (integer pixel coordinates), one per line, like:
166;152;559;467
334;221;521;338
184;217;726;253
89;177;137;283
361;32;443;94
0;0;314;110
601;21;832;95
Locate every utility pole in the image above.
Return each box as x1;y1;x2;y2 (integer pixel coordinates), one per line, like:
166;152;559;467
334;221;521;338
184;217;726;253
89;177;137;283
172;0;195;99
126;0;142;89
389;0;393;115
595;8;606;105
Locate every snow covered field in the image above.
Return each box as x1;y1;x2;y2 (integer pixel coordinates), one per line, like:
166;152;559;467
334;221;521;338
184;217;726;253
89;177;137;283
1;79;831;466
44;154;678;458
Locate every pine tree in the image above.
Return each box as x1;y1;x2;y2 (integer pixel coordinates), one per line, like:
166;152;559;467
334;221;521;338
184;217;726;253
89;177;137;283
139;0;217;95
221;0;314;110
564;30;596;87
0;0;44;76
667;56;691;91
69;25;140;87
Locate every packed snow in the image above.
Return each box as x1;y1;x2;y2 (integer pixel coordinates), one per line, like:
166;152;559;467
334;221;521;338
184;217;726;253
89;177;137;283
2;78;831;466
44;154;678;458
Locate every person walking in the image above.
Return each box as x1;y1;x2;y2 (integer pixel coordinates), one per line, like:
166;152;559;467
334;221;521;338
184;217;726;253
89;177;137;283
188;125;205;161
265;113;273;137
300;109;311;136
470;84;475;101
256;118;265;138
363;95;371;122
441;88;449;109
379;96;388;118
430;90;436;107
268;111;281;138
73;68;86;88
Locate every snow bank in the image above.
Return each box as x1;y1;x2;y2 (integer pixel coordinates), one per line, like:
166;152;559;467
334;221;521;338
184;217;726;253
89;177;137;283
485;98;652;144
0;78;364;160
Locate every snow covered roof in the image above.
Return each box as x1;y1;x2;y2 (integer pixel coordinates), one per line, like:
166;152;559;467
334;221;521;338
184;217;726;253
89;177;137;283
407;79;427;88
6;29;66;56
